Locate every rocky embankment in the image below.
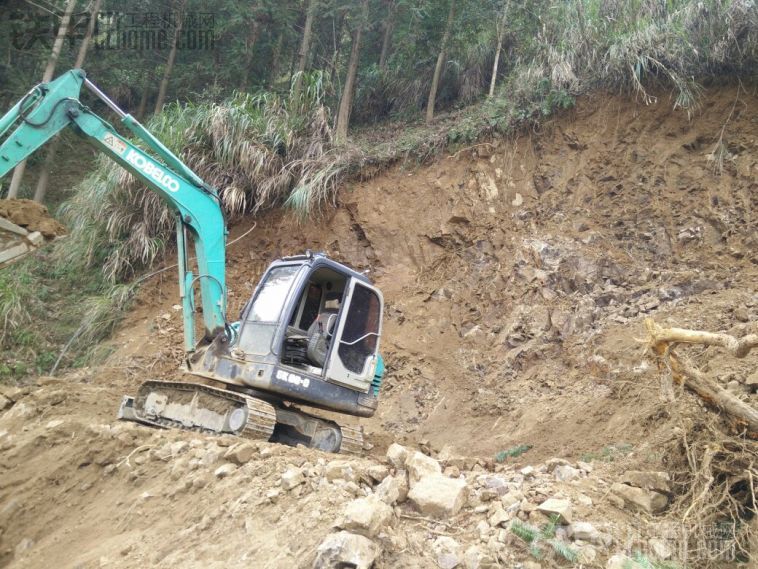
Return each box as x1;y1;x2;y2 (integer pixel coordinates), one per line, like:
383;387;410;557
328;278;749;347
1;380;683;569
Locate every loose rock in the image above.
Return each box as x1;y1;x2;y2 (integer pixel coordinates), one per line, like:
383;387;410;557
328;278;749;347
408;474;468;518
224;442;256;465
213;463;237;479
313;531;379;569
281;467;305;491
607;554;644;569
488;506;510;527
537;498;572;524
366;464;389;483
649;537;673;560
553;464;582;482
611;483;668;514
375;473;408;505
325;460;358;483
407;451;442;486
432;536;461;569
620;471;672;495
568;521;599;542
340;496;393;537
386;443;409;469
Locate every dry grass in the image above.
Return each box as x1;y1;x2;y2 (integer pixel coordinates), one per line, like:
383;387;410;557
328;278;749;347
58;72;355;281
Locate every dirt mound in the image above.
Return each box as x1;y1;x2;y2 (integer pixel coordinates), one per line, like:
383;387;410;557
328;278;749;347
0;199;65;239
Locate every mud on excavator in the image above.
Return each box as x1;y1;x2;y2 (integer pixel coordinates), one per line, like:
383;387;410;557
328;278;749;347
0;69;384;453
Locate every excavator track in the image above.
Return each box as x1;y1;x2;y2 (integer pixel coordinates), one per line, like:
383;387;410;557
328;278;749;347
120;380;276;441
120;381;368;454
338;424;365;455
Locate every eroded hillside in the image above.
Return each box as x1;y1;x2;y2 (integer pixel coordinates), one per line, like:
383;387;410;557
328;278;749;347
1;86;756;568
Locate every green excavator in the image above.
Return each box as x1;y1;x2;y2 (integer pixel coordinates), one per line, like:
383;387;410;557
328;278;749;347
0;69;385;453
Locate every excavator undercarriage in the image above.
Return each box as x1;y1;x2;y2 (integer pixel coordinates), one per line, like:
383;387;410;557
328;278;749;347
118;380;365;454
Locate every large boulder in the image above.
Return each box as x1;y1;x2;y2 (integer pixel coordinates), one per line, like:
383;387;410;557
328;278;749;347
408;474;468;518
313;531;379;569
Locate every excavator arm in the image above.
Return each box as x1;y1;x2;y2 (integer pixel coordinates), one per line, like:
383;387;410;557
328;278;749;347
0;69;226;351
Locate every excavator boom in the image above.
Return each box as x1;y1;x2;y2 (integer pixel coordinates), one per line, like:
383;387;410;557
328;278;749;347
0;69;225;349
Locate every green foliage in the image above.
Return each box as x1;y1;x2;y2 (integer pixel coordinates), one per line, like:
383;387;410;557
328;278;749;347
629;551;681;569
58;70;345;281
581;443;634;463
0;251;132;380
510;517;578;564
495;444;532;462
0;261;45;347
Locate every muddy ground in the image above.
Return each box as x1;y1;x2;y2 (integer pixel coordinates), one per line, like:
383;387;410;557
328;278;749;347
1;86;756;568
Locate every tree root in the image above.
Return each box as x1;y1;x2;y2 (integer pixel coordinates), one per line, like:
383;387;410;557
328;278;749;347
645;318;757;566
645;318;758;437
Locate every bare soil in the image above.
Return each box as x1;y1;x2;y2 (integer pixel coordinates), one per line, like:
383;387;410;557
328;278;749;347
0;199;66;238
0;86;756;568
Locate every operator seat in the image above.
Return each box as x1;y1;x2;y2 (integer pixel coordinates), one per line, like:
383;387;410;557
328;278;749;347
306;292;341;367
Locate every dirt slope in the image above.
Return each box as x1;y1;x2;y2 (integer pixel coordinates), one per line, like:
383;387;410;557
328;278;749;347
115;85;756;460
0;86;756;568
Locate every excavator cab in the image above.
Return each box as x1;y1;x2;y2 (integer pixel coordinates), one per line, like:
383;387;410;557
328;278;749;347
154;251;386;453
232;251;383;395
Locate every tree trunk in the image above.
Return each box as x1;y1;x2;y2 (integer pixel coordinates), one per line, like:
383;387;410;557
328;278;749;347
137;70;150;119
154;2;185;115
270;32;285;85
378;0;396;70
240;20;261;91
335;0;368;143
488;3;509;98
425;0;455;124
293;0;315;97
74;0;101;68
488;42;502;98
328;13;346;88
7;0;77;200
34;0;101;203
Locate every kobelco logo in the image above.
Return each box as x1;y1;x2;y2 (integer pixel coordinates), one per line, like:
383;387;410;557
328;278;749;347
124;149;180;193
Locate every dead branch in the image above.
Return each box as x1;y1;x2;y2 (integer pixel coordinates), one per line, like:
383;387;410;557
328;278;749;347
646;320;758;358
645;318;758;437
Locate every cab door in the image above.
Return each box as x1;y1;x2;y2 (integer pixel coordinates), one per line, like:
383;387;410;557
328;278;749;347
325;279;383;391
